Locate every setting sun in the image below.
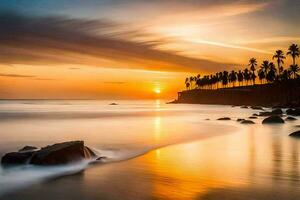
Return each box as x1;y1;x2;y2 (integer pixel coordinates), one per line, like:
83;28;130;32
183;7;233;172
154;88;161;94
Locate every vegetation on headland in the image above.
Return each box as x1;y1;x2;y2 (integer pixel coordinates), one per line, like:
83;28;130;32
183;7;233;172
184;44;300;90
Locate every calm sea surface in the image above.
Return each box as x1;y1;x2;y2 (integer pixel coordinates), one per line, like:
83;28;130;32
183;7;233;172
0;100;299;200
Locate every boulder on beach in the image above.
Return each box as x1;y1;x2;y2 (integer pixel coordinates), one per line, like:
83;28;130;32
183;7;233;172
241;120;255;124
241;106;248;109
285;116;297;121
286;108;300;116
18;146;38;152
262;116;285;124
1;141;97;166
250;106;264;110
289;130;300;137
237;118;245;122
217;117;231;120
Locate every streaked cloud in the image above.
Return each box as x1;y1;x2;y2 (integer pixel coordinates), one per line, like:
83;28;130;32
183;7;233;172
0;12;233;73
0;73;36;78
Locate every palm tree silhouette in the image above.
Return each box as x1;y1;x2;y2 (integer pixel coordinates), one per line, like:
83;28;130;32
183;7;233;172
258;68;265;84
273;50;285;75
289;64;299;79
237;70;243;86
229;70;237;87
266;62;277;83
287;44;300;66
249;58;257;85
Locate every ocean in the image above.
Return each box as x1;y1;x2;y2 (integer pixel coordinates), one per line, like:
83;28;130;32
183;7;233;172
0;100;299;200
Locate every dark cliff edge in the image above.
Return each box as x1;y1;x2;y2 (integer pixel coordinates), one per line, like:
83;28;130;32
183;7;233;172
172;79;300;107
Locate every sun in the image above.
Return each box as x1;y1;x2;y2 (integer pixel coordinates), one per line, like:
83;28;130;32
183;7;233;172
154;88;161;94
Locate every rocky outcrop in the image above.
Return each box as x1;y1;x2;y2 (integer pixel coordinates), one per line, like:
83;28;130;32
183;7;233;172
1;141;97;166
237;118;245;122
289;130;300;137
262;116;285;124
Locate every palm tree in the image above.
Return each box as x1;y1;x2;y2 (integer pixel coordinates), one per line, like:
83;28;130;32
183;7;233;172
237;70;243;86
287;44;300;66
243;68;250;86
248;58;257;85
222;71;229;88
189;76;194;89
273;50;285;75
185;82;190;90
266;62;277;83
258;68;265;84
261;60;270;76
289;64;300;79
229;70;237;87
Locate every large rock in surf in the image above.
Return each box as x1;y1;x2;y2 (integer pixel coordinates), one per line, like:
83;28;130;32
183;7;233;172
19;146;38;152
1;151;34;165
1;141;97;166
262;116;285;124
289;130;300;137
30;141;96;165
271;108;283;115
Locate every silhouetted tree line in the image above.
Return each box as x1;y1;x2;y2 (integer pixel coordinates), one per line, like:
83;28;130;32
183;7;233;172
185;44;300;90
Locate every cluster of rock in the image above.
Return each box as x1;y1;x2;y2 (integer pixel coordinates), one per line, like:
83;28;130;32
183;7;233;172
1;141;98;166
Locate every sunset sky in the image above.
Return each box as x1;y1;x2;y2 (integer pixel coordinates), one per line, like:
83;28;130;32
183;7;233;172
0;0;299;99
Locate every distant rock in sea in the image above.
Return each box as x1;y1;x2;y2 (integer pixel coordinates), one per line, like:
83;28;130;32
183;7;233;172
241;120;255;124
217;117;231;120
250;106;264;110
262;116;285;124
289;130;300;137
237;118;245;122
249;116;257;119
109;103;118;105
241;106;248;109
1;141;98;166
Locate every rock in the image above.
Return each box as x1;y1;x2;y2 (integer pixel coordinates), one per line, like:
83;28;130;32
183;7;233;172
252;113;259;116
249;116;257;119
250;106;263;110
262;116;285;124
18;146;38;152
30;141;96;166
96;156;107;161
258;111;272;116
285;116;297;121
217;117;231;120
237;118;244;122
241;106;248;109
109;103;118;105
1;151;34;165
286;108;300;116
271;108;283;115
241;120;255;124
289;130;300;137
205;118;210;120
